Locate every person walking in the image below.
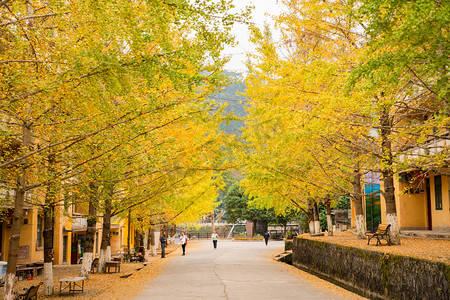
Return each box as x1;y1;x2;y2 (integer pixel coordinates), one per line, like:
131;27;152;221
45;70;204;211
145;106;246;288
211;231;219;249
160;231;167;258
180;232;188;255
264;231;270;246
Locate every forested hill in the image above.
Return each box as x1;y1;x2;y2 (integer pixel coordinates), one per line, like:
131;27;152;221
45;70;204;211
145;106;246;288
209;71;248;136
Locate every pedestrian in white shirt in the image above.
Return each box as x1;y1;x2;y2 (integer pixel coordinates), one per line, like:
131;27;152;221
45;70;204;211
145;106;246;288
180;232;188;256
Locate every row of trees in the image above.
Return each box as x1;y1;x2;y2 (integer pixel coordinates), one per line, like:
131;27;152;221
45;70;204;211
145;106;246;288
239;0;449;242
0;0;250;298
218;172;302;236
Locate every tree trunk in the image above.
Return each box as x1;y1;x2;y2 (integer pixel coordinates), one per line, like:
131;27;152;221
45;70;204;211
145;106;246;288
313;202;320;233
307;201;315;235
171;224;176;238
325;200;333;236
352;156;366;239
127;209;131;254
380;106;400;245
150;227;156;256
43;154;57;295
43;204;54;295
134;229;141;253
211;211;215;233
4;124;31;300
80;184;98;278
144;229;149;261
256;220;268;236
98;183;113;273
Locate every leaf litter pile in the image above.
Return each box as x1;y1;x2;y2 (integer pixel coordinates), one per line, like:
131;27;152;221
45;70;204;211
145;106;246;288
1;244;179;299
300;231;450;265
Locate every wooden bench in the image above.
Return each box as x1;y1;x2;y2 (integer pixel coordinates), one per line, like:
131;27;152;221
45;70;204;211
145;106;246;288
34;263;43;276
366;224;391;246
59;277;87;295
16;267;35;280
16;263;44;280
129;253;144;263
15;282;42;300
105;261;120;273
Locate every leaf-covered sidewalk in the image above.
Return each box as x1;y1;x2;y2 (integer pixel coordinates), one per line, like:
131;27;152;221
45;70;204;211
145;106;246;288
299;231;450;265
0;244;181;299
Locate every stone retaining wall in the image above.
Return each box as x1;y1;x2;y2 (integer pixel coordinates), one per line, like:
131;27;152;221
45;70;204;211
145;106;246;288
292;237;449;300
285;239;293;251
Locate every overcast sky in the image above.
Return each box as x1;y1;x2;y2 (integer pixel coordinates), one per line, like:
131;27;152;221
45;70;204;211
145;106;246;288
222;0;283;73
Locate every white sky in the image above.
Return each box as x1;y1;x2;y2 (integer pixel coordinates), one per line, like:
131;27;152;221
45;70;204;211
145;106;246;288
222;0;283;73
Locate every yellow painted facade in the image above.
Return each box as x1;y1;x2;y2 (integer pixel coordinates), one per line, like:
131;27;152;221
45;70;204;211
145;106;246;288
429;174;450;230
0;208;43;264
1;206;73;265
379;173;450;231
0;205;130;265
121;219;135;252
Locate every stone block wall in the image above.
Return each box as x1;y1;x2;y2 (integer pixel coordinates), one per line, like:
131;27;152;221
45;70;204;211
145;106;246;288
285;239;293;251
292;237;449;300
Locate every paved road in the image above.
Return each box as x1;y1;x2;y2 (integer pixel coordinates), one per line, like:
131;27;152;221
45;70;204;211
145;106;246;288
134;239;348;300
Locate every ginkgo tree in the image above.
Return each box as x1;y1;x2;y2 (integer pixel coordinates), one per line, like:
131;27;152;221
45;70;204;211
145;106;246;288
1;0;250;297
241;0;371;237
241;0;448;246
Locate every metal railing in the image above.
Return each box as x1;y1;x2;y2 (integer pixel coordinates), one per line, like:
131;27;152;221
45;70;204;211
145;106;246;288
187;232;227;239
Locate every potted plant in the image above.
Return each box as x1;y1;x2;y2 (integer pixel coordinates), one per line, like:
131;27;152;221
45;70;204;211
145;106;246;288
286;231;293;239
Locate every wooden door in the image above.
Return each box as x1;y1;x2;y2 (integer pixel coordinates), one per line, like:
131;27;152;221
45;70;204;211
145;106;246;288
426;178;432;230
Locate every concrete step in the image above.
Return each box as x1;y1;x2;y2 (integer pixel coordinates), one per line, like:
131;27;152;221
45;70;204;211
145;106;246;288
401;231;450;240
274;250;292;264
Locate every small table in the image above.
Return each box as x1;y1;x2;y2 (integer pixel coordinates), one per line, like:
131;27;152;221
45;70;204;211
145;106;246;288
16;266;34;280
105;261;120;273
16;263;44;279
59;277;87;295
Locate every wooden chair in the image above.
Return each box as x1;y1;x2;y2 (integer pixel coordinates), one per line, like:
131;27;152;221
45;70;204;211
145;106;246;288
366;224;391;246
91;257;99;273
15;282;42;300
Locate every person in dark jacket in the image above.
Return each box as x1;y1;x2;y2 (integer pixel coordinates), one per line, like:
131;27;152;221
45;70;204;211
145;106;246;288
264;231;270;246
160;231;167;258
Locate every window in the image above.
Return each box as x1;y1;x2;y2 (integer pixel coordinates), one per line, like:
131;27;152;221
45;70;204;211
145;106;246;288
37;215;43;247
434;175;442;210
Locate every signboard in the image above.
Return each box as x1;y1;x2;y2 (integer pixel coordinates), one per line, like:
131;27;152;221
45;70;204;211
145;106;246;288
18;245;30;260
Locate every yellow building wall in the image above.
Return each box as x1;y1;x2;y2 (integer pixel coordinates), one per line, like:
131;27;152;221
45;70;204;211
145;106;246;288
110;218;124;255
2;206;74;265
379;174;450;231
2;208;44;264
110;229;121;255
350;199;356;228
1;205;128;265
394;181;428;230
53;207;72;265
380;181;387;225
430;175;450;230
122;221;135;252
